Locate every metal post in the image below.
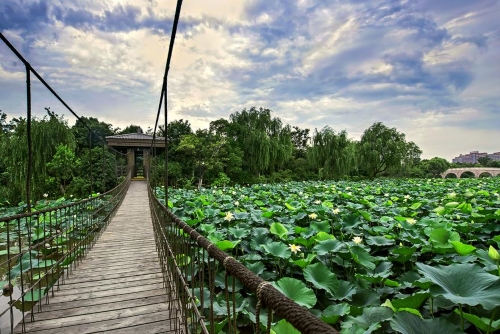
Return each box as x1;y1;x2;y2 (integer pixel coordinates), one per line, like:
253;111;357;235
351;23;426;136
26;65;33;212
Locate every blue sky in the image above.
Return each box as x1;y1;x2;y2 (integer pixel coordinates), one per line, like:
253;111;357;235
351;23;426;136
0;0;499;160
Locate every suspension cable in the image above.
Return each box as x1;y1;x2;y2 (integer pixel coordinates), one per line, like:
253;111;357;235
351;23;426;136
151;0;184;197
0;32;125;155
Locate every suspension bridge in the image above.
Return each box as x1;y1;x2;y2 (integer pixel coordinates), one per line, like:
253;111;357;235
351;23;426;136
0;2;336;333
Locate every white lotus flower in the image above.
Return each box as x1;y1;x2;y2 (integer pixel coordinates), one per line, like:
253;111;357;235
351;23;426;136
352;236;363;244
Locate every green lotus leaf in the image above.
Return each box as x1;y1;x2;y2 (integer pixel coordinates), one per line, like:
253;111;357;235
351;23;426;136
261;211;273;218
341;214;363;230
303;262;339;296
340;322;381;334
272;277;317;309
310;220;330;233
416;262;500;310
291;253;316;269
335;280;356;301
350;246;376;271
321;303;350;324
314;231;336;241
366;236;395;246
33;260;56;269
342;306;393;331
250;228;273;250
453;309;500;332
429;228;460;245
175;254;191;266
245;261;265;275
450;241;476;256
229;227;248;239
261;242;291;259
23;287;48;302
271;319;300;334
390;311;463;334
314;239;343;255
9;251;39;280
358;210;372;222
410;202;422;210
391;293;431;310
270;222;288;239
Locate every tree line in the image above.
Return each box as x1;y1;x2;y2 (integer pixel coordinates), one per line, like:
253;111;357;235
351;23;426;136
152;107;459;188
2;106;492;204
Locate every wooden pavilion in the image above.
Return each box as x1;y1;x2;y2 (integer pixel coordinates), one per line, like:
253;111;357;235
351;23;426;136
105;133;165;178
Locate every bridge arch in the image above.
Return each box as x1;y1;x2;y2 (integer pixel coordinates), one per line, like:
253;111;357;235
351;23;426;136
441;167;500;178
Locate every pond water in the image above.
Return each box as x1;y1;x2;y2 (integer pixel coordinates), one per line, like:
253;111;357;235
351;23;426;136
0;287;26;334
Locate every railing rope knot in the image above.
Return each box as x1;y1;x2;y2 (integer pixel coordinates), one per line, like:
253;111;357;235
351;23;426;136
223;256;234;268
255;282;271;334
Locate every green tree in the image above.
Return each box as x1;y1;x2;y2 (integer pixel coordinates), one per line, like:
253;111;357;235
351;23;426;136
176;130;227;189
69;146;117;196
46;145;79;195
229;107;293;178
308;127;354;179
398;141;423;176
0;111;11;200
425;157;451;177
71;117;115;153
358;122;407;177
291;126;310;159
117;124;144;134
478;156;492;167
4;112;75;202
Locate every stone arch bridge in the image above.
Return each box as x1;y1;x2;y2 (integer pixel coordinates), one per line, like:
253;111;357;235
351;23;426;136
441;167;500;178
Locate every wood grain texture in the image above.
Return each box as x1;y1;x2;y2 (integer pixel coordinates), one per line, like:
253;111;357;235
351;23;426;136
15;181;178;333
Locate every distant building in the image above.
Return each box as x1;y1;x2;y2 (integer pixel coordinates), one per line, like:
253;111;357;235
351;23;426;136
452;151;500;163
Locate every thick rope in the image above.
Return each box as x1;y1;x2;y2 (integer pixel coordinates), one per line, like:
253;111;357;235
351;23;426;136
151;200;338;334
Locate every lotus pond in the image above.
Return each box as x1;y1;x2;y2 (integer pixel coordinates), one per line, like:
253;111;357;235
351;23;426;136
0;193;115;332
161;177;500;333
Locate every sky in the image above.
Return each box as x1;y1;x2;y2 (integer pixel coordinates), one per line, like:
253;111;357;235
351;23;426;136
0;0;499;160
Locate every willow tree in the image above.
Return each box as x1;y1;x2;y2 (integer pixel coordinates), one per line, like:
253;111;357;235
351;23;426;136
229;107;293;177
0;111;10;200
4;113;74;203
358;122;407;177
308;127;354;179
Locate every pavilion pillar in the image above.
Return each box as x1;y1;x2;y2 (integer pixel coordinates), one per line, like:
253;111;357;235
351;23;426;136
127;149;135;176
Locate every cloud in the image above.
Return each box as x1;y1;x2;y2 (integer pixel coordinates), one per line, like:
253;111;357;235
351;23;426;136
0;0;499;160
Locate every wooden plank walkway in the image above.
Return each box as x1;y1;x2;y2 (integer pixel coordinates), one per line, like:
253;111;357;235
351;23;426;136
15;180;176;334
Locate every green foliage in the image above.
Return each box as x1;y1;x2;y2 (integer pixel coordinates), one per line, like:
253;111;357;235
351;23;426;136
416;263;500;310
164;177;500;332
46;144;79;195
358;122;419;177
229;107;293;177
308;127;354;179
424;157;451;177
391;311;462;334
68;146;118;197
272;277;317;308
71;116;115;153
3;113;74;202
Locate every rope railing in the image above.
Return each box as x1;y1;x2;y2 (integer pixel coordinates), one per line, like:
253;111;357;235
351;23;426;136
0;31;131;333
147;181;337;334
0;170;131;333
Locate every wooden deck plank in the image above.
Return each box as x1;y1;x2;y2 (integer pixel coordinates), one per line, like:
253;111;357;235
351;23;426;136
33;288;170;313
21;311;173;334
14;181;176;334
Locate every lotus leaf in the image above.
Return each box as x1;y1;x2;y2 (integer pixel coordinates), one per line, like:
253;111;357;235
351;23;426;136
390;311;463;334
272;277;317;308
416;262;500;309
